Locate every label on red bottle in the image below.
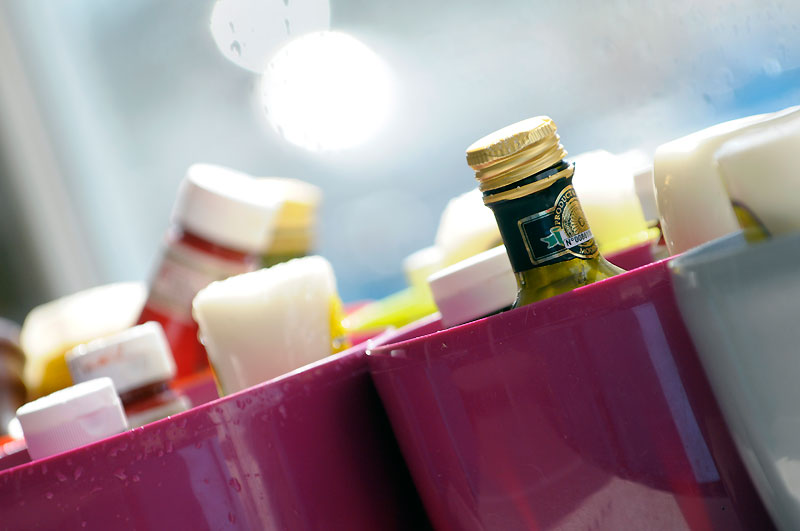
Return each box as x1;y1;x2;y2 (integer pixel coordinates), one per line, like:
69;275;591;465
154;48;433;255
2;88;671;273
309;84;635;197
145;242;255;323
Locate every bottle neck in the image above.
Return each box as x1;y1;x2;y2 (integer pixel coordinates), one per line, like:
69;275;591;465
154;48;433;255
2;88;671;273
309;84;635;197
484;161;600;274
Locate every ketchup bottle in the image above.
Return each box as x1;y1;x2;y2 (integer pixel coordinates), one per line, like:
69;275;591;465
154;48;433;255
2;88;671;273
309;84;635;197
138;164;278;378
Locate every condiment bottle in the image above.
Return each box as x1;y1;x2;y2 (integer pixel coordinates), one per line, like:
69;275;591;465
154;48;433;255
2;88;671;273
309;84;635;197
0;318;26;437
20;282;146;398
16;377;128;460
653;105;800;254
193;256;348;395
715;114;800;238
465;116;623;308
138;164;279;378
428;245;516;328
66;322;188;428
257;177;322;268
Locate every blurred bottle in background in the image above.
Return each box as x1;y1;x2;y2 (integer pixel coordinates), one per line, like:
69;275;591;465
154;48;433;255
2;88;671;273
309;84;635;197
20;282;146;398
0;318;25;439
138;164;279;378
66;322;189;428
259;177;322;268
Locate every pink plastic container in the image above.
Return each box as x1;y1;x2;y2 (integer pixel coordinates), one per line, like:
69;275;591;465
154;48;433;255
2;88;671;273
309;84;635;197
0;341;428;529
368;259;773;531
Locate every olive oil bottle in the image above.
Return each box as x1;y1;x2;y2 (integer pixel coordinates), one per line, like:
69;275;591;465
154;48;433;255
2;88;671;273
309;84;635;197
466;116;623;308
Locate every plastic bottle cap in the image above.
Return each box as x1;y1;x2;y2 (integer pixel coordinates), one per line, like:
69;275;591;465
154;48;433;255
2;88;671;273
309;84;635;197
66;322;176;395
193;256;339;395
16;377;128;460
173;164;280;254
715;115;800;237
427;245;517;328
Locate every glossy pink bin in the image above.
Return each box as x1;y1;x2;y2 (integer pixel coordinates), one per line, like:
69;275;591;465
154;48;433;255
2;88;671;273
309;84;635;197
368;259;773;531
0;341;429;529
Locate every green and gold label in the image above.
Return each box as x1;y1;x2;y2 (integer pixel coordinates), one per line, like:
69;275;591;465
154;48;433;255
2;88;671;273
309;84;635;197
487;173;599;272
519;184;598;265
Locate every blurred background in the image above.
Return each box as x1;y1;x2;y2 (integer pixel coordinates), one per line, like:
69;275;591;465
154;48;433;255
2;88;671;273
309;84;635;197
0;0;798;321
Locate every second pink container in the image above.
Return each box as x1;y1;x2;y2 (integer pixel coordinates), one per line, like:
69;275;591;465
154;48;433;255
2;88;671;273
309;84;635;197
368;259;772;531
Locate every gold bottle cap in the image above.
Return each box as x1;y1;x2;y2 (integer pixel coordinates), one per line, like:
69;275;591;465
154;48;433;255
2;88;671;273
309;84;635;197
466;116;568;193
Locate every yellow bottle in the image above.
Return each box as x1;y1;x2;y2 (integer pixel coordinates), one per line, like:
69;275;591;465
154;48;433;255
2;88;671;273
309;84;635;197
465;116;623;308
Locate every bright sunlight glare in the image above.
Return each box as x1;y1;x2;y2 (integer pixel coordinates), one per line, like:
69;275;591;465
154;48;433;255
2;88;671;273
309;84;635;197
260;31;394;152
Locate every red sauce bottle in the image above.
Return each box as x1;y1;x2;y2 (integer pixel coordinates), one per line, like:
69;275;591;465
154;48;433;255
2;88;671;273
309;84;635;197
138;164;278;378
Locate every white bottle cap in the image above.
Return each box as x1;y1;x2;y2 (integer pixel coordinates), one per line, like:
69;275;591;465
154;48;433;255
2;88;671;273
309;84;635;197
16;377;128;460
715;116;800;237
428;245;517;328
172;164;280;254
66;322;176;396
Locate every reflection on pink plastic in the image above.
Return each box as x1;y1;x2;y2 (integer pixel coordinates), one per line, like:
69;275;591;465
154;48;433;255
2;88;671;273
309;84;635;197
368;259;773;531
0;342;428;529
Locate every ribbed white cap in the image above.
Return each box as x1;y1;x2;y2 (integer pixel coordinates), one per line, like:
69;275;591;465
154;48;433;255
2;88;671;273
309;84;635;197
428;245;516;328
16;378;128;460
172;164;280;254
66;322;176;395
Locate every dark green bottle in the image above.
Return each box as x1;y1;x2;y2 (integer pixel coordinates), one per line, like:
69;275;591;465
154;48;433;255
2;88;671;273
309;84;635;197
466;116;623;308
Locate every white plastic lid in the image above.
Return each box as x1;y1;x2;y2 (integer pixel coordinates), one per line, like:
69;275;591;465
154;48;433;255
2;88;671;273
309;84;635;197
66;322;176;395
16;377;128;460
427;245;516;328
172;164;280;254
716;116;800;236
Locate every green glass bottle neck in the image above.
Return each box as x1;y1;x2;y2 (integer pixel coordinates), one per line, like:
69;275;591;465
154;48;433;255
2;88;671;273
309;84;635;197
484;161;601;275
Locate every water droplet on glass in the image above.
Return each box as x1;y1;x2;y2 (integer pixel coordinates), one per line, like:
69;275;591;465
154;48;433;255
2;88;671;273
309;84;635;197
278;405;288;419
285;19;291;35
73;467;83;480
283;0;289;6
114;470;127;481
45;492;54;500
228;477;242;492
56;472;68;482
229;21;235;33
230;41;242;57
228;512;237;524
81;522;87;528
132;475;141;483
